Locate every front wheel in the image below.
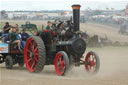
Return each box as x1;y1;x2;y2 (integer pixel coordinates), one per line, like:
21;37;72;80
54;51;69;76
85;51;100;74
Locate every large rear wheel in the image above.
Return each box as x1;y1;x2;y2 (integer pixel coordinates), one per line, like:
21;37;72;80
24;36;46;73
54;51;69;76
85;51;100;74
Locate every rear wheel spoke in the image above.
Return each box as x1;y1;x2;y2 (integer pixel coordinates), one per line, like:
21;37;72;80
34;52;38;55
31;61;35;70
34;56;38;62
34;47;38;52
29;42;33;47
26;49;31;52
27;58;31;63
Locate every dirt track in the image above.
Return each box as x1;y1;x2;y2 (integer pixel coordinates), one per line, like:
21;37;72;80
0;23;128;85
81;23;128;43
0;46;128;85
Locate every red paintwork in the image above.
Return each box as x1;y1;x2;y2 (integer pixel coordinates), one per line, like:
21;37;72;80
54;53;66;76
53;31;56;36
24;38;39;72
44;30;50;32
85;52;96;72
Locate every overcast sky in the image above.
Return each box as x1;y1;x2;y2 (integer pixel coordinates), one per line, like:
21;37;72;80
0;0;128;11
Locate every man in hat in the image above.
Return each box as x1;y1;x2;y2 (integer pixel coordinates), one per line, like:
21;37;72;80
3;22;11;34
21;29;29;41
2;22;11;42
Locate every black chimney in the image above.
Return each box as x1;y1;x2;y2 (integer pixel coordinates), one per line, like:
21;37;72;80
72;5;81;32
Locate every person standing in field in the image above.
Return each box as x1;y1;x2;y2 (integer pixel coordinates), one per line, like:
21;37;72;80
119;20;127;34
46;21;52;30
42;24;44;31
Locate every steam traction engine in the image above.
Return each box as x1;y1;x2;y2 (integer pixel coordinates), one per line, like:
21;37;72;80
24;5;100;76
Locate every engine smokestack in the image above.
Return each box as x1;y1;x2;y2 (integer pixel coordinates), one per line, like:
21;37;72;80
72;4;81;32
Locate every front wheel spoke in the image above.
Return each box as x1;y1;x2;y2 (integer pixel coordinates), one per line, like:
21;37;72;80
61;60;65;68
88;65;91;70
58;60;64;72
59;57;62;63
59;57;65;68
92;56;96;62
93;66;95;70
61;66;65;71
90;61;95;66
93;66;96;71
58;65;62;71
90;55;93;61
59;66;64;72
92;65;96;69
91;66;95;72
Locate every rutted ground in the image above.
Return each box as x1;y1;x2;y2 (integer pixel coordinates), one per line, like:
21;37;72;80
81;23;128;43
0;46;128;85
